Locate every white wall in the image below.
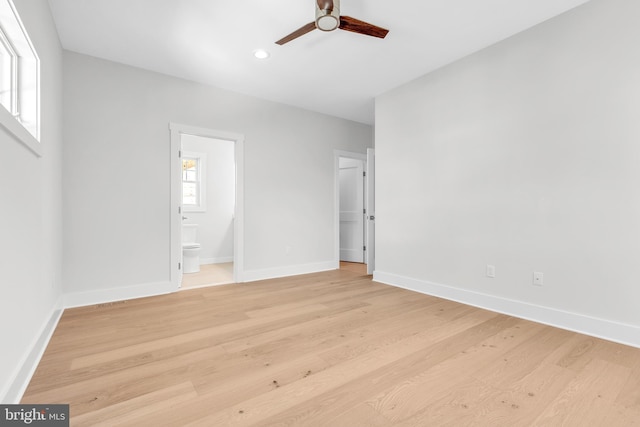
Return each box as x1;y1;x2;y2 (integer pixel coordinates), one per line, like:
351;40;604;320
375;0;640;347
62;51;373;302
0;0;63;402
182;134;235;264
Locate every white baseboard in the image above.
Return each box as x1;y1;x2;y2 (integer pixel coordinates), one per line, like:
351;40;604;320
1;298;64;403
374;271;640;349
64;281;174;309
242;260;337;283
200;257;234;265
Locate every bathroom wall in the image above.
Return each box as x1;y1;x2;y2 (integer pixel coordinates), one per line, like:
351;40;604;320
62;51;373;303
0;0;63;402
182;134;235;264
375;0;640;346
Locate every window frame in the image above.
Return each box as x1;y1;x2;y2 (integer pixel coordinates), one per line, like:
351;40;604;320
0;25;18;116
182;151;207;212
0;0;41;157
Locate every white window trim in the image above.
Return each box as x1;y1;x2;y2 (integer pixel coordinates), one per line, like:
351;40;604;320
182;151;207;212
0;102;40;156
0;0;40;157
0;26;18;115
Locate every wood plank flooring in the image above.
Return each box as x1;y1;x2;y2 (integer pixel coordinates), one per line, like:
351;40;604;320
181;262;234;289
22;268;640;426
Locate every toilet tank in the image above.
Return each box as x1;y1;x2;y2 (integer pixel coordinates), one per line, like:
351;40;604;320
182;224;198;243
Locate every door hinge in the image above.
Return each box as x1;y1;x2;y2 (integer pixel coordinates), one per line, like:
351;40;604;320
178;262;182;270
363;208;366;214
363;245;366;251
178;206;182;214
363;171;366;177
178;150;182;158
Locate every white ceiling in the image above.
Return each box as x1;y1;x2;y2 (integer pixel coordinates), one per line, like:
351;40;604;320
47;0;591;125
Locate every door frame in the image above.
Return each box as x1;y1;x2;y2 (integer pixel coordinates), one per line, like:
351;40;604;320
170;122;245;290
334;150;368;268
366;148;375;274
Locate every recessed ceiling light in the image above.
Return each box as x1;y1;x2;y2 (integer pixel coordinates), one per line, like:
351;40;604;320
253;49;270;60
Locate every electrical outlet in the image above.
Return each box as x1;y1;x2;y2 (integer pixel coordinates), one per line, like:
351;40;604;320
486;265;496;278
533;272;544;286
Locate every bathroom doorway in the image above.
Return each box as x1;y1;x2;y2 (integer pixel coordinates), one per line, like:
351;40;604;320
181;134;235;288
169;123;244;291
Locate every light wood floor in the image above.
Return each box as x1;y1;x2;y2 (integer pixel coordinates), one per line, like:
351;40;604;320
339;261;367;275
181;262;234;289
22;269;640;426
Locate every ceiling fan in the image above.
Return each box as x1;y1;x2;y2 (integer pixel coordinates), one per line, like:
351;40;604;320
276;0;389;45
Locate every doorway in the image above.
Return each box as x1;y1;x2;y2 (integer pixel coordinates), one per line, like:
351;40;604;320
170;123;244;291
339;157;365;263
180;134;235;289
335;150;374;274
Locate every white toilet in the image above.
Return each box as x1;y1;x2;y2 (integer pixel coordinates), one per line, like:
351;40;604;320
182;224;201;273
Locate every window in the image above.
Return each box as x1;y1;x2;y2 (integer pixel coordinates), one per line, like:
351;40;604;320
0;27;17;115
0;0;39;142
182;151;206;211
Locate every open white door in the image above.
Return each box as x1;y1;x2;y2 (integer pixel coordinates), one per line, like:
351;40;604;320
366;148;375;274
339;158;365;263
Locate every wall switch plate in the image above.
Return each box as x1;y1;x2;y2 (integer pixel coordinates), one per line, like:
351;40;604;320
533;272;544;286
486;265;496;278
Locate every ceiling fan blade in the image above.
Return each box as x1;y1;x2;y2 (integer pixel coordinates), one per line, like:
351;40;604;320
339;16;389;39
275;21;317;45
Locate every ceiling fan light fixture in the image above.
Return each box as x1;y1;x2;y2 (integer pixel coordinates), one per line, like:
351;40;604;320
316;14;339;31
315;0;340;32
